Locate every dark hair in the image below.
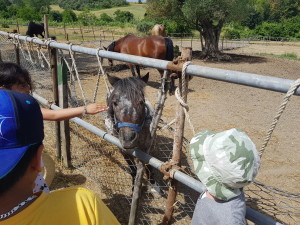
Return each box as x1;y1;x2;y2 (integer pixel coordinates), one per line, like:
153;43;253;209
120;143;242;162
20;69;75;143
0;62;32;91
0;143;41;196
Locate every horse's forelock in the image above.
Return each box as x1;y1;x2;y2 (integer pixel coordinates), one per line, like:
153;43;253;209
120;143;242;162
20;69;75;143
110;77;146;102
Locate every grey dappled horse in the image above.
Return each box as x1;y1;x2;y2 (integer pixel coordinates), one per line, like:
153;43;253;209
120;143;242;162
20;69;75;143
105;73;161;195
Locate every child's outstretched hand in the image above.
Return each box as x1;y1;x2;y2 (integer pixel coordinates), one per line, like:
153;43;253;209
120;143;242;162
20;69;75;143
86;103;109;114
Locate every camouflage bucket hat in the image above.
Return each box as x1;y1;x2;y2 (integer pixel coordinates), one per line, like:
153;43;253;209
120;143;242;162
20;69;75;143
190;128;260;201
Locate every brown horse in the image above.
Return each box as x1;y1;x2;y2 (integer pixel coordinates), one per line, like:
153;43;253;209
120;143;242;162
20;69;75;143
106;34;175;93
151;24;166;37
106;34;173;77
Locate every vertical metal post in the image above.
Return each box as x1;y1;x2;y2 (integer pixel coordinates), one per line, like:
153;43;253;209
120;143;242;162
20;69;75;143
58;58;71;167
49;36;61;159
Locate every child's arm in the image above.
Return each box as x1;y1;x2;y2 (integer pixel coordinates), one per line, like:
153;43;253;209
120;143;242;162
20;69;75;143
41;103;109;121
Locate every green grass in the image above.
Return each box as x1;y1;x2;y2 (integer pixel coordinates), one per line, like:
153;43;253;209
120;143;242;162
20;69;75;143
257;53;299;60
50;3;146;20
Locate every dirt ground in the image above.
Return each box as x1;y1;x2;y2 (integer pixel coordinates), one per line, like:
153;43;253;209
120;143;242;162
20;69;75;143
48;42;300;224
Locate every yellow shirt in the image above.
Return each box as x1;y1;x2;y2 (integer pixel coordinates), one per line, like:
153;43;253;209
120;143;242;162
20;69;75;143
1;187;120;225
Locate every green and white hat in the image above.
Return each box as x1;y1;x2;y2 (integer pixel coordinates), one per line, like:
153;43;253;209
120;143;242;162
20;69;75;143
190;128;260;201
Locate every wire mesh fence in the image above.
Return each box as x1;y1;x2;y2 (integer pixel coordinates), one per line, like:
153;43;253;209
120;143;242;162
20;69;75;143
0;32;299;224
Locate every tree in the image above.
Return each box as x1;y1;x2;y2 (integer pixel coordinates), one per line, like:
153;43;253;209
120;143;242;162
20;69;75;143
22;0;50;14
181;0;253;59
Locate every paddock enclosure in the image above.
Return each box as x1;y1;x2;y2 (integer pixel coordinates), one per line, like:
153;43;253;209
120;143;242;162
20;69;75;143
0;31;299;225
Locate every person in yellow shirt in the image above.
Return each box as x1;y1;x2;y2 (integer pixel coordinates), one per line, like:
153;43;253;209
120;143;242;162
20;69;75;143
0;89;120;225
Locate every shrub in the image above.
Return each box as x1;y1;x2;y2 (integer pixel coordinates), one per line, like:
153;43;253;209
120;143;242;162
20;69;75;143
62;9;77;23
224;29;241;39
49;11;63;22
136;20;155;33
99;13;113;23
113;10;134;23
78;11;97;26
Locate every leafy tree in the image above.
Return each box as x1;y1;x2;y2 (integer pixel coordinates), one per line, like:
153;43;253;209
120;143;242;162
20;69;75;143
0;0;11;11
17;6;41;20
181;0;254;59
113;10;134;23
23;0;50;14
62;9;77;23
145;0;190;34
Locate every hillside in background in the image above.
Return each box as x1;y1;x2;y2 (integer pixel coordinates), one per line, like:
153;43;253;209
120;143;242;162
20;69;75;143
50;3;146;20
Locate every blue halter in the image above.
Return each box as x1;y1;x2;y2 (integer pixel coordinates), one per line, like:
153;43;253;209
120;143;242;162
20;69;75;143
116;106;149;133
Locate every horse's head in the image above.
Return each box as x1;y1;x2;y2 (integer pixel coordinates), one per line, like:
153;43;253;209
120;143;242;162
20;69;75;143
106;73;150;149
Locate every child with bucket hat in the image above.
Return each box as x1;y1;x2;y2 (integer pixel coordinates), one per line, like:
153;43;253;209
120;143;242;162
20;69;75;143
0;90;120;224
189;128;261;225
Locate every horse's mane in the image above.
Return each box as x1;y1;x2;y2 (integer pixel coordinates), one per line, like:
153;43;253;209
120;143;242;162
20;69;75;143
164;38;174;61
107;41;115;51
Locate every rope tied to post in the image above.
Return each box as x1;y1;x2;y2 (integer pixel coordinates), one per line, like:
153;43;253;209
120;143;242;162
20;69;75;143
174;61;195;136
93;47;110;103
68;43;88;106
259;77;300;157
160;160;186;180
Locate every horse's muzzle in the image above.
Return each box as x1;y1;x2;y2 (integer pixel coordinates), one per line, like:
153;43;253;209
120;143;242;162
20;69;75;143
119;128;139;149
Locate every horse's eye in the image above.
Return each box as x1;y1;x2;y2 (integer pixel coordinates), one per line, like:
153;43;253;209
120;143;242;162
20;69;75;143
113;100;118;106
140;100;144;105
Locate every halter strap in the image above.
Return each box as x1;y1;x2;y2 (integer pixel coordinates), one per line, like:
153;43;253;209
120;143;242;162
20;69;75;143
117;121;144;132
116;106;150;133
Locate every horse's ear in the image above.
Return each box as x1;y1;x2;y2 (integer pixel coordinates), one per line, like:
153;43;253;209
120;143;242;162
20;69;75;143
107;73;120;86
141;72;149;84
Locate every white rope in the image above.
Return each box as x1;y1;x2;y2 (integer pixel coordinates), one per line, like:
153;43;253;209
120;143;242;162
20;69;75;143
93;47;110;103
68;43;87;105
259;78;300;157
24;36;35;63
36;44;45;68
174;61;195;136
57;48;78;104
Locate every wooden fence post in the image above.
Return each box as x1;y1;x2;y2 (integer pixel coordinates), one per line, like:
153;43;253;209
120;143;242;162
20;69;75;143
80;26;84;41
12;30;20;65
49;36;61;159
63;23;67;41
57;58;71;167
91;26;96;40
44;14;49;39
16;20;20;34
162;48;192;225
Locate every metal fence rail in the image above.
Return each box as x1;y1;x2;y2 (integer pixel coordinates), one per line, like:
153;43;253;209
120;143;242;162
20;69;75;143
1;31;299;96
